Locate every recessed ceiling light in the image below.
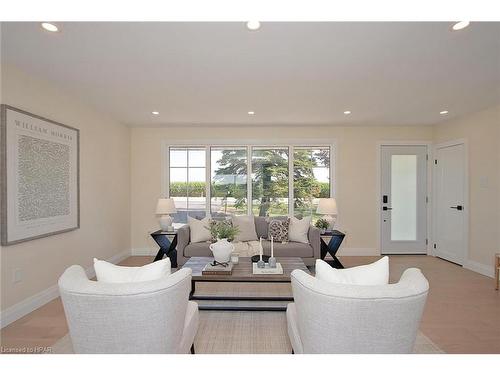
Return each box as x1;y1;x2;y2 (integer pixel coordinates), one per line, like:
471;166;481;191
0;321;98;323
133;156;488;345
41;22;59;32
452;21;470;31
152;111;160;115
247;111;255;115
343;110;351;115
246;21;261;31
440;110;449;115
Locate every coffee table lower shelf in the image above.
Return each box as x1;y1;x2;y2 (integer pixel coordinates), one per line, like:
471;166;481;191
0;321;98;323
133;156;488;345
190;279;293;312
184;257;311;312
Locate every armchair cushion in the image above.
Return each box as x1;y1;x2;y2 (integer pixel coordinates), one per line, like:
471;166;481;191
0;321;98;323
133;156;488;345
315;256;389;286
93;257;171;283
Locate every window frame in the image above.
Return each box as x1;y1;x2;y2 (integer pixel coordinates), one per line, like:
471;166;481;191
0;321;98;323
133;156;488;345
162;139;337;219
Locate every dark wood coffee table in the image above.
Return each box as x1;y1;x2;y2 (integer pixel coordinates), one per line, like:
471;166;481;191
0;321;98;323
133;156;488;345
182;257;311;312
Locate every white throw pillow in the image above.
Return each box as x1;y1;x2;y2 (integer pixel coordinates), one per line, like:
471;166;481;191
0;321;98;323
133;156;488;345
94;257;171;283
232;215;258;242
315;256;389;285
188;216;212;243
288;216;311;244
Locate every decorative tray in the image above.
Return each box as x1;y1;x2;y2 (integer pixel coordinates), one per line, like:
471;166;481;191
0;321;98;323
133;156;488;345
252;262;283;275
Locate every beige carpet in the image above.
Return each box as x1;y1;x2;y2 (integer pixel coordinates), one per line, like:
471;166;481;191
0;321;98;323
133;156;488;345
51;310;443;354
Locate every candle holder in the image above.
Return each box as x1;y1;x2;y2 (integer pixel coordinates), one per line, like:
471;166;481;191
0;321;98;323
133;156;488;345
268;256;277;268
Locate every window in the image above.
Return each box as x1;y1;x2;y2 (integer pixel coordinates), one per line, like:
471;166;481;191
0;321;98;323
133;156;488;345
166;144;333;223
169;147;206;222
211;147;248;217
252;147;289;216
293;147;330;220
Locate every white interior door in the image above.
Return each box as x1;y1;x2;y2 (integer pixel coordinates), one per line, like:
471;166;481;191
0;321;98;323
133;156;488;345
434;143;467;265
381;145;428;254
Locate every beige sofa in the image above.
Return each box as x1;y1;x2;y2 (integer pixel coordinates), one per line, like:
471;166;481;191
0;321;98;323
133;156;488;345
176;216;321;266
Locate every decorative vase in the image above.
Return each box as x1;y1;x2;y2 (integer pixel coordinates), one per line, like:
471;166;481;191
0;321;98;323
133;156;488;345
209;238;234;264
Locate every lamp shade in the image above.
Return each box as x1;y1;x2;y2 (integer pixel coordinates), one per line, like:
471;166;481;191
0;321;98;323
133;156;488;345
156;198;177;215
316;198;338;215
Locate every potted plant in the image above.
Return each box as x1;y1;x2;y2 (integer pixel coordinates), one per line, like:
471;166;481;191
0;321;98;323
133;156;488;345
205;220;240;263
207;220;240;242
315;218;329;234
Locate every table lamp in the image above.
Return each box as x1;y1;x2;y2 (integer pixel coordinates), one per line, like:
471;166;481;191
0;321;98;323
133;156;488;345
156;198;177;231
316;198;338;230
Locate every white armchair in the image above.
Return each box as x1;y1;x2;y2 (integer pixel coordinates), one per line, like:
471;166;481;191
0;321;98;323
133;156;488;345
58;265;198;354
287;268;429;353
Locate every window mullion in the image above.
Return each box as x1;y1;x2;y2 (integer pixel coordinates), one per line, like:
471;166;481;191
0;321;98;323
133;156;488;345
247;146;252;216
186;149;190;214
206;146;211;217
289;145;294;218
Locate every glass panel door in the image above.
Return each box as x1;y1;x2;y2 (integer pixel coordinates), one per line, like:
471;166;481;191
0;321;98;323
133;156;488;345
390;155;417;240
381;145;427;254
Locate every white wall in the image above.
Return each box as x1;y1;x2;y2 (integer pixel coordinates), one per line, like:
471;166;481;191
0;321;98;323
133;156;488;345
130;125;434;256
0;65;131;320
434;105;500;273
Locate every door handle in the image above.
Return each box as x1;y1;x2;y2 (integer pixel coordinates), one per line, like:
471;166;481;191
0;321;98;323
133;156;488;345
382;206;393;211
450;205;463;211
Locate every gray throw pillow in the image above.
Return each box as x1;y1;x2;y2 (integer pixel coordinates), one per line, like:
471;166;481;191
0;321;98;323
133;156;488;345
268;218;290;242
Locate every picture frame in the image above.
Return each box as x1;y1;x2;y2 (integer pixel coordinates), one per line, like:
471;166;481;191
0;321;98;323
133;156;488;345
1;104;80;245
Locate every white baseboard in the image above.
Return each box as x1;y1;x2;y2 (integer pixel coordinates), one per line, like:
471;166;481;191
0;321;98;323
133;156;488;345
131;247;156;256
337;247;379;256
0;284;60;330
463;259;494;278
0;249;131;329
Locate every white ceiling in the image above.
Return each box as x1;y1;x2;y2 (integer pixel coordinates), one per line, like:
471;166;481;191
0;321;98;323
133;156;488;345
1;22;500;127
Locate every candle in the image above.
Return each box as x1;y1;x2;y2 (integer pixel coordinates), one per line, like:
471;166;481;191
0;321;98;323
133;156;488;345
271;236;274;258
259;237;263;261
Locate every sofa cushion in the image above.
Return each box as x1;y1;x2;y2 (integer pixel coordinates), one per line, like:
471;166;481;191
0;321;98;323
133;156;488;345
188;216;211;243
268;218;290;242
254;216;269;239
262;241;314;258
288;216;311;244
232;215;258;242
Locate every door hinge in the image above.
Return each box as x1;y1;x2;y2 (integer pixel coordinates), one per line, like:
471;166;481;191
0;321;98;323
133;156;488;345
426;238;428;245
426;196;429;204
433;243;437;249
426;154;429;161
434;159;438;165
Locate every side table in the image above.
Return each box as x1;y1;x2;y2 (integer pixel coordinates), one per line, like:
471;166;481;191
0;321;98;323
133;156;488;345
320;230;346;269
151;230;178;268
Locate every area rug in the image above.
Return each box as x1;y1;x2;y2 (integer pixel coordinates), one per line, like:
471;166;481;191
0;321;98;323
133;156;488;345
51;310;443;354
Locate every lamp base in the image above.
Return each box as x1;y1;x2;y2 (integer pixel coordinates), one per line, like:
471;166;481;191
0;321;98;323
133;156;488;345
159;215;173;231
323;215;337;230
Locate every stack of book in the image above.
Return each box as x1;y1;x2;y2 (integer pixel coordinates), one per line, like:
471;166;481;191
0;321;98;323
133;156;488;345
202;262;234;275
